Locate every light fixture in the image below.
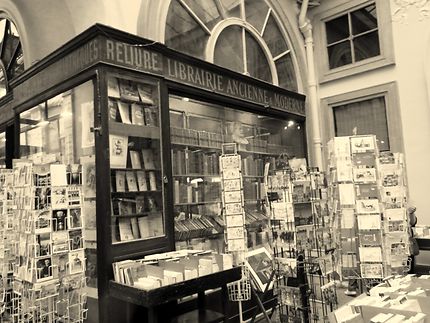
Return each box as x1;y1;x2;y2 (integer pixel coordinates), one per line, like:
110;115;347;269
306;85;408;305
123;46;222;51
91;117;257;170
287;120;295;127
182;97;190;102
297;125;301;130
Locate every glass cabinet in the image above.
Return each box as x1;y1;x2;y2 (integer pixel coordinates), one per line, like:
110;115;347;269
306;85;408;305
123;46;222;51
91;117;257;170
107;75;165;244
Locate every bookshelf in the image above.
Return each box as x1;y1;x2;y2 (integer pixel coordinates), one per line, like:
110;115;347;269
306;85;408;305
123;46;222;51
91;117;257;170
108;76;165;245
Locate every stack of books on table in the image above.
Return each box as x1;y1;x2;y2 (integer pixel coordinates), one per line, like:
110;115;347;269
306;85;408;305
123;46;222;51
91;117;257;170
112;250;234;290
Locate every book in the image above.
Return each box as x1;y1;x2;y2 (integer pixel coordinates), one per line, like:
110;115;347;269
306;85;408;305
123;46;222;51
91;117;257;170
136;171;148;191
138;217;150;238
148;171;157;191
359;246;382;262
108;77;120;98
109;100;119;121
119;79;140;101
142;149;156;170
130;217;140;239
126;171;138;192
117;101;131;124
129;151;142;169
115;171;126;192
109;135;128;168
144;106;159;126
118;218;134;241
137;83;154;105
131;104;145;125
136;196;145;214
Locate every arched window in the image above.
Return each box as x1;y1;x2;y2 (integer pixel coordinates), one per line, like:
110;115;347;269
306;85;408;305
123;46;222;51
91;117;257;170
165;0;299;92
0;18;24;99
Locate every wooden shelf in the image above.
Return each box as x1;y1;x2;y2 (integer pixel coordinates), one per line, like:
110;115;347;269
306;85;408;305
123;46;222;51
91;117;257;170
109;121;160;139
173;174;220;178
112;190;162;196
108;267;241;307
112;211;161;218
171;141;222;151
174;201;221;206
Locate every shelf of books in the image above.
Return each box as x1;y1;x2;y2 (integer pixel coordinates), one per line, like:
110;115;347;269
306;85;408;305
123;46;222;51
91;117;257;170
108;76;165;244
327;135;410;292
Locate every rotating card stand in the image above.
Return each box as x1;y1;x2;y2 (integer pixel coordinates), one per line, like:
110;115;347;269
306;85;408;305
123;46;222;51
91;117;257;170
220;144;251;323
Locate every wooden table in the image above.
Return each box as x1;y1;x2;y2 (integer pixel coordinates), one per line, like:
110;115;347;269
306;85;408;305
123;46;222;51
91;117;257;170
109;267;242;322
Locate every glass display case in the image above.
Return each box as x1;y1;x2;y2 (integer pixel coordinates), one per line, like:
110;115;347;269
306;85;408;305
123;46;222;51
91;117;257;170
107;75;165;244
170;96;306;252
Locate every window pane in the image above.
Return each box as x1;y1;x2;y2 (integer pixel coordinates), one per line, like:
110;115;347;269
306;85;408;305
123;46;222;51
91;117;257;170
165;0;209;60
219;0;241;17
0;132;5;168
328;40;352;69
275;54;298;92
325;14;349;44
334;97;389;151
182;0;222;30
245;31;272;83
214;25;244;74
351;4;378;35
263;14;288;57
354;31;380;62
245;0;269;33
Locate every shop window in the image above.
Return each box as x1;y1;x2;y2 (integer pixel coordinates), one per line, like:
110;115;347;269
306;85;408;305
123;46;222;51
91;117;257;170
170;95;305;252
0;18;25;99
333;97;389;151
326;3;379;69
19;80;98;290
313;0;394;82
165;0;299;92
0;132;5;168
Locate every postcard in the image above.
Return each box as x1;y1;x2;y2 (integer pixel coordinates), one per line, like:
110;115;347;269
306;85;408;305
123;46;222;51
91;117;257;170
223;169;240;180
109;135;128;169
340;209;356;229
223;179;241;192
225;214;244;228
356;199;380;214
359;247;382;262
224;191;242;203
224;202;243;215
357;214;381;230
69;250;85;274
358;230;382;246
355;183;379;199
350;135;376;153
353;167;376;183
338;184;355;206
220;155;241;169
360;263;383;278
246;247;273;292
226;227;245;240
275;257;297;278
384;208;406;221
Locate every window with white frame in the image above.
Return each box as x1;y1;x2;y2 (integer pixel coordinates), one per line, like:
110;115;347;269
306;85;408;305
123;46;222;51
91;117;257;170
313;0;394;82
165;0;299;92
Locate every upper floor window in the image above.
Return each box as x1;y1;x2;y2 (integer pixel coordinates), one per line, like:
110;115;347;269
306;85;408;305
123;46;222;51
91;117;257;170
325;3;379;69
0;18;25;99
165;0;299;92
313;0;394;82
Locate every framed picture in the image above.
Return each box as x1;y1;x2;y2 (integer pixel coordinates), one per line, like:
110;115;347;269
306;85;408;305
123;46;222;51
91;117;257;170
245;247;273;292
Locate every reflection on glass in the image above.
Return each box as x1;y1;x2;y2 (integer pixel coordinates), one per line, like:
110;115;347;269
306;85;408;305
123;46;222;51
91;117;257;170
170;96;305;253
354;31;380;62
245;31;272;83
263;14;288;58
107;76;165;244
276;54;298;92
214;25;244;74
182;0;222;30
351;4;378;35
328;40;352;69
19;81;98;293
0;67;6;98
245;0;269;33
165;0;209;60
0;132;5;168
219;0;242;17
325;14;349;45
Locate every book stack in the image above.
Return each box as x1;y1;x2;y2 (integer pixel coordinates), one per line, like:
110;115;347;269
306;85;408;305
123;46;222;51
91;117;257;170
327;135;410;283
112;250;233;289
174;216;222;241
11;161;87;323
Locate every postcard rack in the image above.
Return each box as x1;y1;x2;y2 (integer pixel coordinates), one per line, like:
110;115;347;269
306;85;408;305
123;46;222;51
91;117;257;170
0;161;89;323
327;135;410;293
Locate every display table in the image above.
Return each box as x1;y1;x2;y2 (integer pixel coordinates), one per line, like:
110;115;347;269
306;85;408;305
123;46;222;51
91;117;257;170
109;266;242;322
